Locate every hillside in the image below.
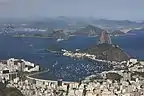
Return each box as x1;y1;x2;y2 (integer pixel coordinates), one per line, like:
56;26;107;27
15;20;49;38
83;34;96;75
47;30;69;39
0;82;24;96
85;43;130;62
74;25;105;36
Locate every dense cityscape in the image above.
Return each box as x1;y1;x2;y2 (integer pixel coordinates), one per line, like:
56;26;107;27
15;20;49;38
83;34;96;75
1;49;144;95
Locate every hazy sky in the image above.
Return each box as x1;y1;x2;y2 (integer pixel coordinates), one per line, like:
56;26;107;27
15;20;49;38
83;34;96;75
0;0;144;20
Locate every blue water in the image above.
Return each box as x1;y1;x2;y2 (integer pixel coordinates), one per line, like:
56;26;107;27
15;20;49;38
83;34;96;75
0;32;144;81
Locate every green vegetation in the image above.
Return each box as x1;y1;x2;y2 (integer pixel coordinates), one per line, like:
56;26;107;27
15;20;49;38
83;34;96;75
5;87;24;96
89;76;103;82
84;43;129;62
132;71;144;77
0;82;24;96
47;45;61;51
75;25;104;36
106;73;123;81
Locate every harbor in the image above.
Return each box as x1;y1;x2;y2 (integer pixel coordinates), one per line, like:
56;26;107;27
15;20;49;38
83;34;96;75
0;35;144;95
3;57;144;96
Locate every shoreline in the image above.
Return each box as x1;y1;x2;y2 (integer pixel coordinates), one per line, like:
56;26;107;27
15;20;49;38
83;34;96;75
27;69;49;77
26;69;78;83
11;35;125;39
12;35;53;39
28;50;121;83
62;50;121;65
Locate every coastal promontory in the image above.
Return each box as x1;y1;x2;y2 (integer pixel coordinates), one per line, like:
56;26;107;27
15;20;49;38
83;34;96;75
84;31;130;62
85;43;130;62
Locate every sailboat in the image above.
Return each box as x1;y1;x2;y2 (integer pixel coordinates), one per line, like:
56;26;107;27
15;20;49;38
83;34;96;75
53;61;58;67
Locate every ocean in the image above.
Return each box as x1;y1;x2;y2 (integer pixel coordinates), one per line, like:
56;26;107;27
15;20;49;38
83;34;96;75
0;32;144;81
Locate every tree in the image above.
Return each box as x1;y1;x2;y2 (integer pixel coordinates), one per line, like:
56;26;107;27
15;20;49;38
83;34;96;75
106;73;123;81
66;84;70;95
0;82;24;96
82;85;87;96
78;79;82;88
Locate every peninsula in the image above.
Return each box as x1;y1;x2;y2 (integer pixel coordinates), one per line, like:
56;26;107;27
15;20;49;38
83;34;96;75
85;43;129;62
64;31;129;62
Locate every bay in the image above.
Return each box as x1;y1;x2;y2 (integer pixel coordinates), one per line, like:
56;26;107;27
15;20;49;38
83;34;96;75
0;32;144;81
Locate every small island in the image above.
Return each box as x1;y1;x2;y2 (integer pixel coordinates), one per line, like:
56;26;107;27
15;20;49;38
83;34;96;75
13;34;52;38
13;29;70;41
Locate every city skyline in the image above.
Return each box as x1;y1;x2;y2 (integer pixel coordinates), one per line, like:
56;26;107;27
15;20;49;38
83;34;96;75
0;0;144;21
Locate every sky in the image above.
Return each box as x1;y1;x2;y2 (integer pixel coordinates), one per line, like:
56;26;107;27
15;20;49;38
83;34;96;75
0;0;144;20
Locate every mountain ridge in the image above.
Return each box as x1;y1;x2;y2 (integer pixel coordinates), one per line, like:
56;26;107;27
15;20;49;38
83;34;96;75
74;25;105;36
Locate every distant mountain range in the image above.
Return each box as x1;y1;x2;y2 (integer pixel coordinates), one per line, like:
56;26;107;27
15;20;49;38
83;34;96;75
3;17;144;37
50;25;128;37
50;17;144;28
48;30;69;39
3;17;143;29
10;24;129;38
74;25;104;36
110;30;125;36
72;25;126;36
93;19;139;26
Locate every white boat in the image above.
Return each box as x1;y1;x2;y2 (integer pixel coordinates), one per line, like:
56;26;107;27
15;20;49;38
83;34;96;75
56;38;64;42
76;49;80;51
29;44;33;47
